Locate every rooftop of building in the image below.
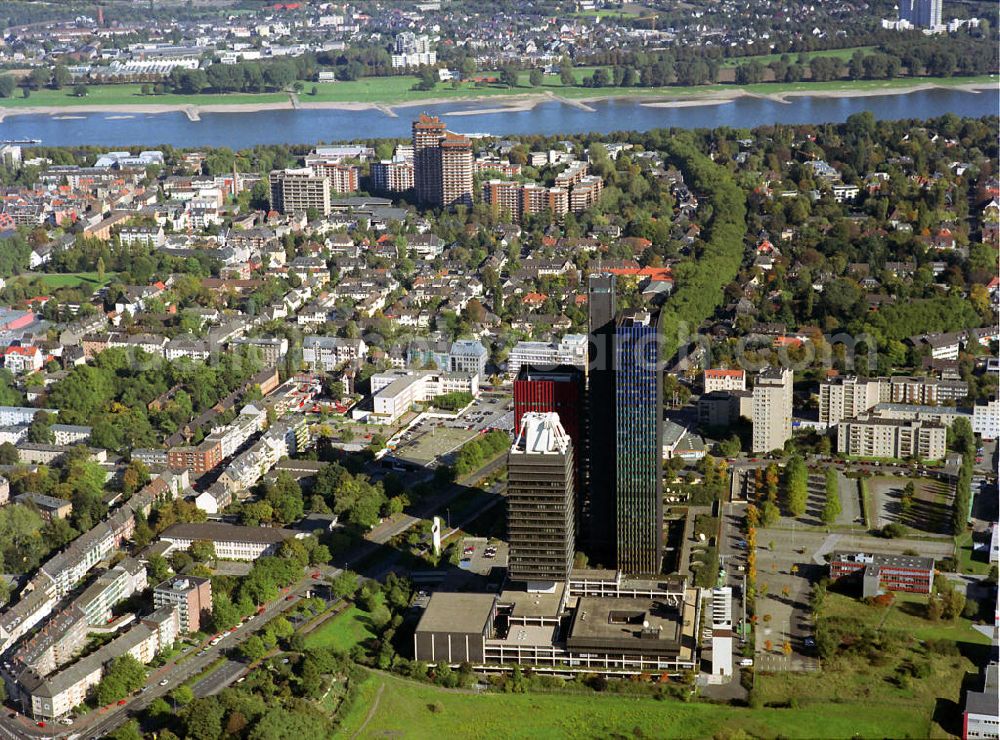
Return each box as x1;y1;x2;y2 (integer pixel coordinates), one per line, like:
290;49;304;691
153;575;210;594
498;584;566;619
831;551;935;570
414;592;496;634
159;522;296;545
567;596;682;648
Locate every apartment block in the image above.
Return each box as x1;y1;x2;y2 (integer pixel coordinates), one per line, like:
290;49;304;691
167;438;223;476
302;335;368;370
152;576;212;633
973;398;999;440
440;133;474;209
570;176;604;212
304;160;360;193
371;159;414;193
835;415;947;460
751;368;793;454
413;114;447;206
268;167;331;216
819;376;881;426
507;413;575;589
482;179;569;224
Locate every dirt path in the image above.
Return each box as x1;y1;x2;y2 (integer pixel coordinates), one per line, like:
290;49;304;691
352;682;386;739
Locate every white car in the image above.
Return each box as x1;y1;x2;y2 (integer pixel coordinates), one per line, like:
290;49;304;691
738;658;754;667
159;679;169;686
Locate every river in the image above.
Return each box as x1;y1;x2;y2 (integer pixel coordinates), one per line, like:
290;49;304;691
2;86;997;147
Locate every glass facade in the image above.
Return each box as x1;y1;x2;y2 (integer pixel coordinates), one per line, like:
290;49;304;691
614;318;663;575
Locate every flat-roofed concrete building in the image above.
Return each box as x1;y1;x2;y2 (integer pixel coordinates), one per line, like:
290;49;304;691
412;592;497;664
360;369;479;425
159;523;298;562
152;576;212;633
819;375;970;426
963;662;998;740
751;367;793;454
829;551;935;597
413;572;699;675
507;334;588;378
268;167;331;216
507;413;575;590
835;415;947;460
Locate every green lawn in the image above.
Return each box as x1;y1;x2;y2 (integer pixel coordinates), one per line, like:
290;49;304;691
30;271;116;290
955;532;991;576
333;672;933;739
304;606;375;653
719;46;876;67
754;590;991;738
0;84;286;108
3;72;992;110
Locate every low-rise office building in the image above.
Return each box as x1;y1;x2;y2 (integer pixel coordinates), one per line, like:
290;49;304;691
357;369;480;425
829;551;935;597
158;522;298;561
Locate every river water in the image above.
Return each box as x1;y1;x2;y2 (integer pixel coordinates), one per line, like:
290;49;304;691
2;86;997;147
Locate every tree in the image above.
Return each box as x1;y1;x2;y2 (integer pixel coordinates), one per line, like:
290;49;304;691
330;569;359;599
528;68;543;87
183;698;225;740
109;720;143;740
27;410;54;443
0;76;14;98
783;455;809;517
240;634;268;662
52;65;72;89
559;64;575;87
96;655;146;704
72;83;88;97
189;539;216;563
171;684;194;707
499;66;518;88
820;469;841;524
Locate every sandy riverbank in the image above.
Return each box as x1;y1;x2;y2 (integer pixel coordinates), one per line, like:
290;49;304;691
0;80;993;120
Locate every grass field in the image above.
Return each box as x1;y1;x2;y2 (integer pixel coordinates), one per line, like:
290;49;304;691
30;272;116;290
333;671;935;739
0;84;286;108
718;46;876;67
304;606;375;653
1;72;993;110
755;590;991;738
955;532;991;576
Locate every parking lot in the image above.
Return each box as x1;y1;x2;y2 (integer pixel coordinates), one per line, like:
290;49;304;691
458;536;508;575
439;392;514;433
391;421;476;466
868;475;954;535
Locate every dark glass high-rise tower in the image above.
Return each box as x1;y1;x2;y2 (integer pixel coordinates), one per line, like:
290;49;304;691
587;273;617;565
614;311;664;575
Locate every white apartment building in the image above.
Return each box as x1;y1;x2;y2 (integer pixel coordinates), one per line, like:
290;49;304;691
973;398;999;440
703;368;746;394
302;335;368;371
751;367;793;454
835;416;947;460
507;334;588;378
819;375;969;426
